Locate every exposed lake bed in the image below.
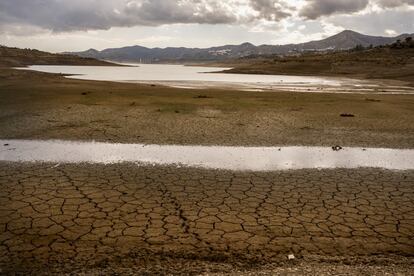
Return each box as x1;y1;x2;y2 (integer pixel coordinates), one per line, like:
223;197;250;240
1;67;414;149
1;63;414;275
1;64;414;276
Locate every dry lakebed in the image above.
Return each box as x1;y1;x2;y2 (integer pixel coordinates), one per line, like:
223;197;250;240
0;66;413;275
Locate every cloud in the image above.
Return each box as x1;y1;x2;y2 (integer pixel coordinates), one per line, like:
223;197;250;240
299;0;414;19
376;0;414;8
249;0;292;21
0;23;47;36
1;0;412;50
327;8;414;36
0;0;292;33
0;0;128;32
123;0;238;26
385;29;397;35
299;0;369;19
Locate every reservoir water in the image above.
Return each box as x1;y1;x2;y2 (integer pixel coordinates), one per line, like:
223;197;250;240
23;64;336;84
21;64;414;94
1;140;413;171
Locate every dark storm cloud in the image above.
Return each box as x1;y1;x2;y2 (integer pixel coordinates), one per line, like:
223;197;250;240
376;0;414;8
299;0;414;19
2;0;410;35
0;0;236;32
249;0;292;21
299;0;369;19
123;0;239;26
0;0;129;32
0;0;291;33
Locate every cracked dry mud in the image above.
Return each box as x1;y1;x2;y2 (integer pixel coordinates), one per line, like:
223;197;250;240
0;163;413;274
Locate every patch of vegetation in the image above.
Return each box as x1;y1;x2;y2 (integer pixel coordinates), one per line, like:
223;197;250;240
390;37;414;49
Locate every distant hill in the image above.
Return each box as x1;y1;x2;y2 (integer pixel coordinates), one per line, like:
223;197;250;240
70;42;260;63
68;30;413;63
284;30;411;52
0;46;117;67
223;44;414;84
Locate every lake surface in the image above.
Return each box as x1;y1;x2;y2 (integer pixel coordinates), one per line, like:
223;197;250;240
25;64;338;84
1;140;413;171
21;64;414;93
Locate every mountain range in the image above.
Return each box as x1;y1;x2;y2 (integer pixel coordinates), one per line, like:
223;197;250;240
68;30;413;63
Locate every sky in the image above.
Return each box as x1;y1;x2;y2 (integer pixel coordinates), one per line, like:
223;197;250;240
0;0;413;53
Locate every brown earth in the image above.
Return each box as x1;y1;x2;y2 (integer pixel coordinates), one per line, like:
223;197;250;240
0;68;413;148
0;66;413;274
0;163;413;274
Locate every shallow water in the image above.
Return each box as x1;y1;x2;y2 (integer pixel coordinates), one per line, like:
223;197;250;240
23;64;339;85
1;140;413;171
20;64;414;94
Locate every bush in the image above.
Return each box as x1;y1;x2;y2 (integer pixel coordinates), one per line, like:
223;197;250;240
352;44;365;51
391;37;413;49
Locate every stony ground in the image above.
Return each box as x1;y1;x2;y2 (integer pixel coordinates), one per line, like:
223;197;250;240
0;163;412;274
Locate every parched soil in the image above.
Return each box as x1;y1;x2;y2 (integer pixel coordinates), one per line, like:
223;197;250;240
0;163;413;274
0;68;413;148
0;68;413;274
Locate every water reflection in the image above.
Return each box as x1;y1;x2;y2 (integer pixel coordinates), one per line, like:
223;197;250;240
1;140;413;171
20;64;414;94
22;64;338;84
